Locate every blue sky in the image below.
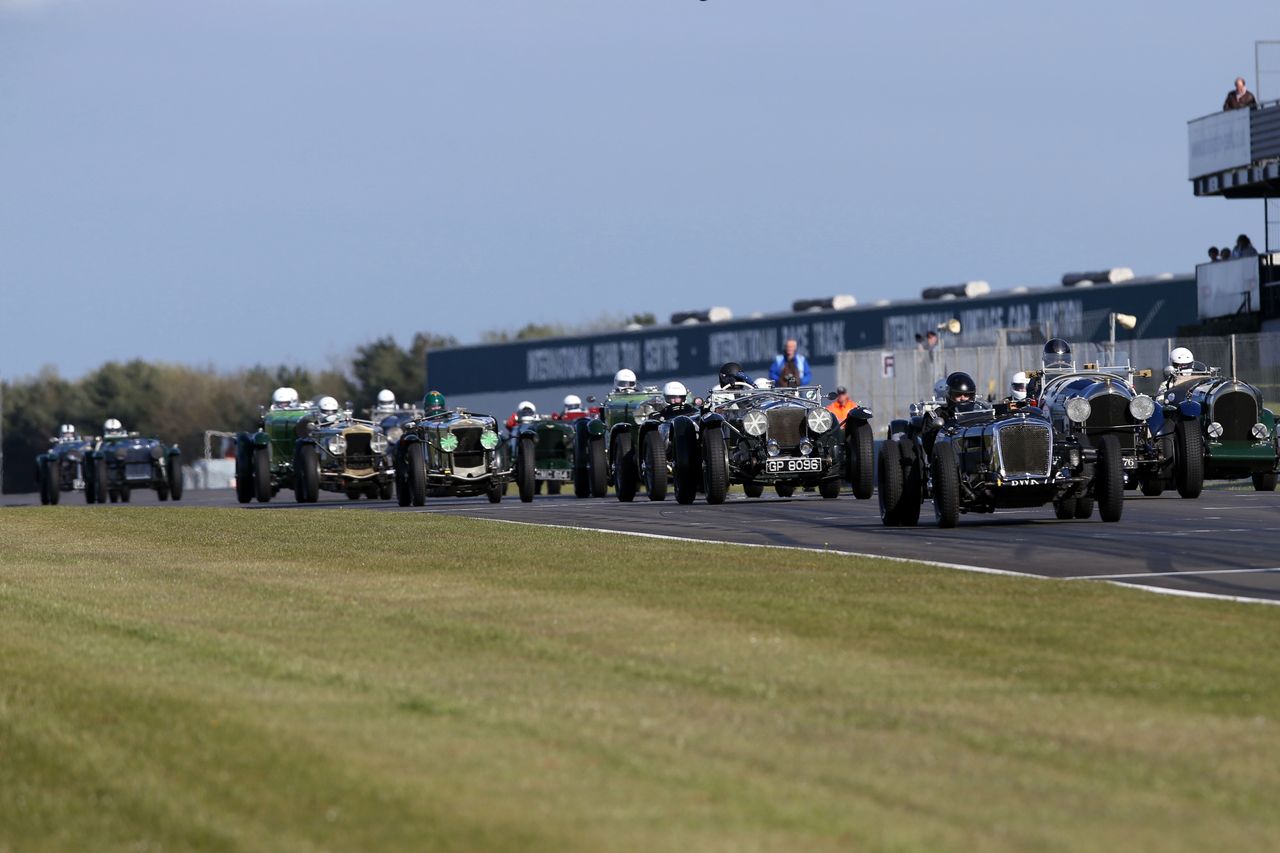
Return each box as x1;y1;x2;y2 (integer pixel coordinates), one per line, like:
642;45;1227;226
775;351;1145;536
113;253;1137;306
0;0;1272;380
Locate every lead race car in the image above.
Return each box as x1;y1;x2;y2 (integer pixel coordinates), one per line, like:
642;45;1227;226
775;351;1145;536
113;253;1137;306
395;403;510;505
35;424;96;505
91;419;184;504
1030;339;1191;499
878;371;1122;527
1156;346;1280;492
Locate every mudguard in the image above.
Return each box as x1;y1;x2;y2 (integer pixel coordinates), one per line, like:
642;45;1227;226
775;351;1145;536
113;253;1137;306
251;430;271;448
578;417;606;440
699;411;726;431
1178;400;1201;420
609;420;636;445
844;405;873;423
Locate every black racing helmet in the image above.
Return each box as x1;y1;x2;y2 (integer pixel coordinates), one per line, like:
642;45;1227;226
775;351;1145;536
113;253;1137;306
718;362;745;388
945;372;977;410
1042;338;1072;369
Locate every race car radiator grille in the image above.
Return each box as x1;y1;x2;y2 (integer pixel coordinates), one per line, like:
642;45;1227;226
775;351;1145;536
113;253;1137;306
1214;391;1257;441
452;427;484;468
995;423;1051;477
766;409;806;449
344;432;374;469
1087;394;1131;430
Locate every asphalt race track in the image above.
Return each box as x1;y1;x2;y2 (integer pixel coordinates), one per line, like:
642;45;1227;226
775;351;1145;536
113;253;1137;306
10;485;1280;605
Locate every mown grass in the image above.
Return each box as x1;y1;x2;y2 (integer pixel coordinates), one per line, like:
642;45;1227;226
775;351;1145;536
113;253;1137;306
0;508;1277;852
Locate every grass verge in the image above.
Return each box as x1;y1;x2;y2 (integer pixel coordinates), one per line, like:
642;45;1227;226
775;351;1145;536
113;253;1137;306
0;507;1277;851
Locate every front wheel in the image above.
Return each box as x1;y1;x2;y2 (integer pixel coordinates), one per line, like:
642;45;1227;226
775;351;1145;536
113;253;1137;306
1095;433;1125;522
573;427;591;498
235;440;253;504
92;457;107;504
643;431;667;501
43;459;60;505
587;436;608;498
846;419;875;500
702;429;729;505
613;433;637;502
516;436;536;503
253;446;272;503
294;444;320;504
487;480;503;503
1174;418;1204;499
1253;471;1277;492
877;439;904;526
405;442;427;507
167;454;183;501
931;443;960;528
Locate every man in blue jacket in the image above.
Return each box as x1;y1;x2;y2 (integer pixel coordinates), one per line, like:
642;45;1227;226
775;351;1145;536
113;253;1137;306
768;339;812;387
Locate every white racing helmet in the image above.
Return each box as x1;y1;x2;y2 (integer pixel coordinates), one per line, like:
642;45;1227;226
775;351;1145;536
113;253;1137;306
517;400;537;419
563;394;582;412
614;368;637;391
271;386;300;407
376;388;396;411
103;418;125;436
59;424;76;438
663;380;688;406
1010;371;1028;401
754;378;772;389
1170;347;1194;374
318;396;339;415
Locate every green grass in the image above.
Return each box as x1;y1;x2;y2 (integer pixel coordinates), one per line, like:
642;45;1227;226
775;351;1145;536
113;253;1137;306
1;508;1278;851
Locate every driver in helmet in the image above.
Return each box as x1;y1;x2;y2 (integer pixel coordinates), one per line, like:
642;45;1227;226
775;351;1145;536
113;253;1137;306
505;400;538;430
717;362;754;391
1006;371;1030;409
270;386;300;409
317;396;341;424
423;390;447;416
1168;346;1196;378
375;389;397;413
660;381;697;417
103;418;126;437
942;372;978;417
560;394;588;421
1042;338;1073;370
59;424;77;442
613;368;638;392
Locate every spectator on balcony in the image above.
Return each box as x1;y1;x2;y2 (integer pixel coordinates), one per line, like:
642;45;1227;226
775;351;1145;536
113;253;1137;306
1221;245;1234;260
1233;234;1259;258
1207;246;1220;262
1223;77;1258;111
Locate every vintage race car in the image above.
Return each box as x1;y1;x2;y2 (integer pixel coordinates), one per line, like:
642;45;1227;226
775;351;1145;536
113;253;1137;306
1032;357;1184;498
395;408;510;505
236;400;392;503
35;432;96;505
509;415;576;502
582;388;667;502
1157;360;1280;491
695;385;870;501
92;432;183;504
878;400;1122;527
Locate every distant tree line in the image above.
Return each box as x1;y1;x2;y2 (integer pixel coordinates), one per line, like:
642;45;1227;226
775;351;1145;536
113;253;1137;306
1;331;457;493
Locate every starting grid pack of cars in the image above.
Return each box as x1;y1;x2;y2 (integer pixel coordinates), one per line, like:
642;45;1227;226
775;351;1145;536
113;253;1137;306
35;341;1280;528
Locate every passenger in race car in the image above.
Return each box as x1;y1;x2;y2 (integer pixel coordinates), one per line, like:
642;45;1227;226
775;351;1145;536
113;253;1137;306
375;389;397;413
1167;346;1195;378
1006;371;1031;409
423;390;447;416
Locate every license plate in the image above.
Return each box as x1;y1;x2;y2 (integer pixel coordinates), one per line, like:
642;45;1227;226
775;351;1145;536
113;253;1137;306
125;463;153;480
765;457;822;473
1122;457;1137;469
536;469;573;480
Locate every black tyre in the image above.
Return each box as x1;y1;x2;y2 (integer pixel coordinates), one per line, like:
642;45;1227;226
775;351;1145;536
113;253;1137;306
395;451;411;507
643;431;667;501
253;446;272;503
1253;471;1277;492
119;486;131;503
44;459;61;505
516;436;536;503
1173;418;1204;499
1054;497;1077;520
1073;497;1095;519
673;434;699;506
819;478;841;499
846;419;875;500
547;481;562;495
406;442;427;507
158;482;169;501
109;489;119;504
931;442;960;529
587;436;608;498
877;439;904;526
346;489;361;500
487;480;503;503
897;438;923;527
774;483;795;498
1140;478;1165;497
294;443;320;504
379;479;393;500
1095;433;1125;522
614;433;638;502
84;459;97;504
743;479;764;498
703;429;729;505
92;457;107;504
167;454;183;501
235;440;253;504
573;428;591;498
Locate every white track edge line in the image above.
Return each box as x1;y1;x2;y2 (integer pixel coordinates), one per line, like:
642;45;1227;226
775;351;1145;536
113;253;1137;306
1064;567;1280;581
447;515;1280;605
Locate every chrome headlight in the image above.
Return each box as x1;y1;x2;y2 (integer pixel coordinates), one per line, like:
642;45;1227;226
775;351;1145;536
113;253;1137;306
743;411;767;436
326;435;346;455
386;426;403;444
766;439;780;457
799;438;814;456
1252;422;1270;440
372;434;388;454
1065;396;1092;424
1129;394;1155;421
806;409;834;433
1207;422;1223;439
479;429;499;450
439;433;459;452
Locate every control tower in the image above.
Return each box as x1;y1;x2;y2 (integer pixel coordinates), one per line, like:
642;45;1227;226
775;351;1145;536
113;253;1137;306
1186;41;1280;330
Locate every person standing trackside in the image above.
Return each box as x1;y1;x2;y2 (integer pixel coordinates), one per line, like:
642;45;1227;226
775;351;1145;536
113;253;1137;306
768;339;812;387
1224;77;1258;111
826;386;856;425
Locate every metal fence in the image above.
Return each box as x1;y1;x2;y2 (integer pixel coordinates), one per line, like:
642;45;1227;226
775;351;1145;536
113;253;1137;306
836;332;1280;425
